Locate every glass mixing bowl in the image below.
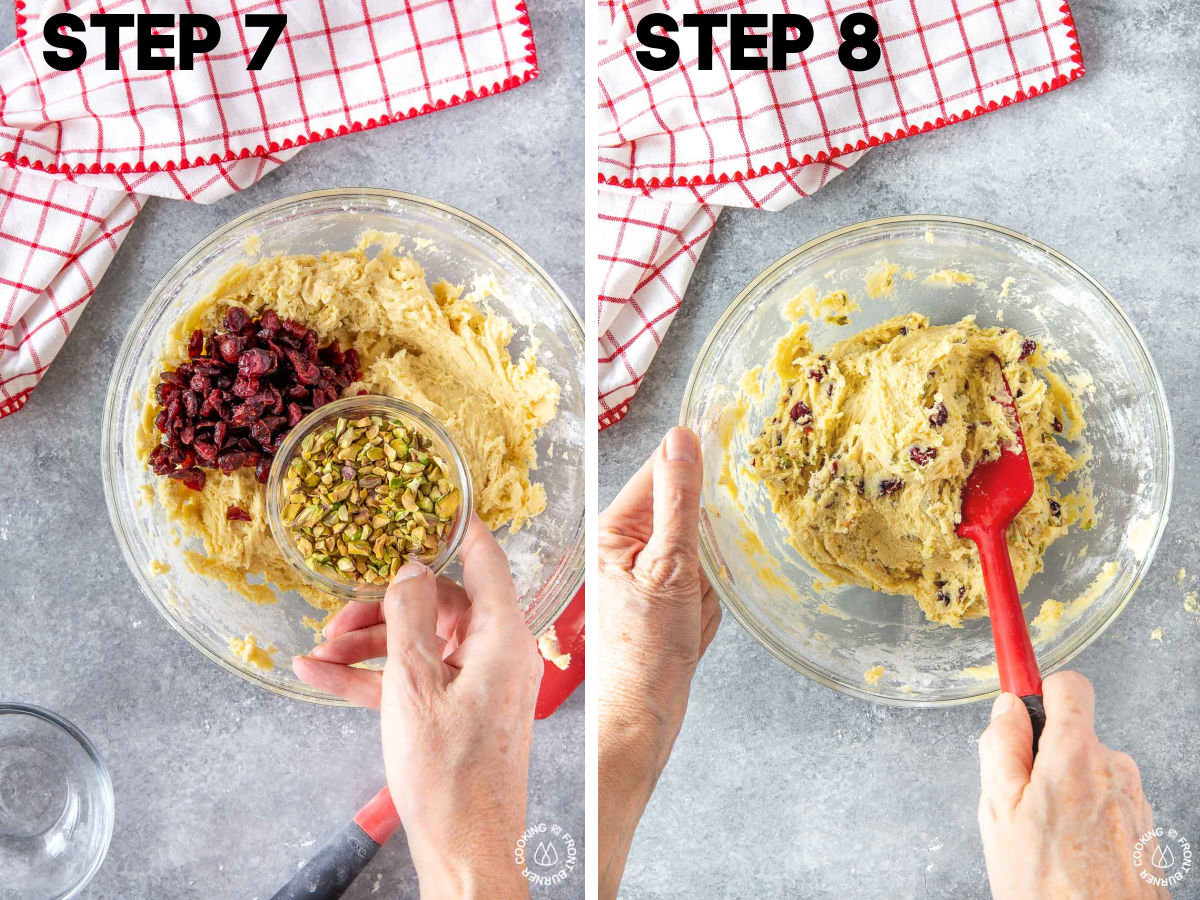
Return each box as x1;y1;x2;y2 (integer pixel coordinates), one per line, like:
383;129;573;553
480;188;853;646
102;190;584;704
266;396;474;601
682;216;1173;705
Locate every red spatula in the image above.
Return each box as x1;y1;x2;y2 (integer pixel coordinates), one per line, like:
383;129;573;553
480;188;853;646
955;357;1045;754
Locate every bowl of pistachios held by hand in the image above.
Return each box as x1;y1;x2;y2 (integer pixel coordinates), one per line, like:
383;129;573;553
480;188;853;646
266;395;474;601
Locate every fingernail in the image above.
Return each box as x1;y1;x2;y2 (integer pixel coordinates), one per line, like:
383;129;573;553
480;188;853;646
991;692;1018;720
309;643;332;660
394;560;429;582
664;427;697;462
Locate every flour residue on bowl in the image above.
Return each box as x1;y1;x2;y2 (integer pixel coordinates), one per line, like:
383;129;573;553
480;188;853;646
1030;560;1119;642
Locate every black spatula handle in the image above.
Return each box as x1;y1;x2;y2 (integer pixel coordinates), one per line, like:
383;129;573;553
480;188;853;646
1021;693;1046;757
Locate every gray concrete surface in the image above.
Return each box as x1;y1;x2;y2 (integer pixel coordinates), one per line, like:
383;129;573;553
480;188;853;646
0;2;583;898
600;3;1200;898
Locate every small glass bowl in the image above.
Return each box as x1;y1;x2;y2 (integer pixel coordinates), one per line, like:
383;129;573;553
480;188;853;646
0;705;114;899
266;396;474;601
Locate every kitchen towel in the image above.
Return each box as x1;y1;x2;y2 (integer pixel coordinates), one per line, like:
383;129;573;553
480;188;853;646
597;0;1083;429
0;0;538;418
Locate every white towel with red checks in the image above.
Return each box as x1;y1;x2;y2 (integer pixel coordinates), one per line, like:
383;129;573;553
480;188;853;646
597;0;1084;429
0;0;537;418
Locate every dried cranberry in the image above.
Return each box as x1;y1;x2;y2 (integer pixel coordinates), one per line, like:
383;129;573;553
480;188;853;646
238;348;275;377
878;477;904;496
191;357;224;374
286;402;304;426
261;416;286;435
213;421;228;449
182;390;200;419
1019;339;1037;361
155;410;169;433
193;441;218;464
285;348;321;385
1052;417;1063;433
928;402;948;428
255;458;271;484
286;383;309;400
179;424;195;446
216;451;245;474
250;420;272;448
226;505;252;522
214;333;244;363
187;329;204;357
231;375;259;399
189;373;211;393
224;306;250;333
789;401;812;424
909;447;937;466
168;467;206;491
807;362;829;382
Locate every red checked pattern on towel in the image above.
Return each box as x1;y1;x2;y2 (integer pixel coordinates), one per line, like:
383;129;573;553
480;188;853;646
0;0;538;418
597;0;1084;430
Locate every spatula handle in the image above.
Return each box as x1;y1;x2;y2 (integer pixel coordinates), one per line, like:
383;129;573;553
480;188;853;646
1021;694;1046;755
973;524;1043;759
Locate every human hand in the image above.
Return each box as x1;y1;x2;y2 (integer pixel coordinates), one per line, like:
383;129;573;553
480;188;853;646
293;514;542;900
597;427;721;897
978;671;1169;900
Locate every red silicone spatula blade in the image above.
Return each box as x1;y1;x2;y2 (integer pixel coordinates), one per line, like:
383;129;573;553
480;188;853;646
956;357;1045;751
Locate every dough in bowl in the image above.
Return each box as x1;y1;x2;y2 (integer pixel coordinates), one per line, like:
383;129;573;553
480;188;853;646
137;233;558;619
748;312;1085;626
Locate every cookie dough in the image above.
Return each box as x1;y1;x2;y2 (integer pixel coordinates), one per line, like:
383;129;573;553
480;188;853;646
137;233;559;616
748;313;1083;627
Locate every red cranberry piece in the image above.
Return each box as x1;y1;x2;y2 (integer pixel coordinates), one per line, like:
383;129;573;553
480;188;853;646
284;348;321;385
155;410;169;433
1052;417;1063;433
187;329;204;357
928;402;948;428
179;424;195;445
255;458;272;484
224;306;250;333
909;447;937;466
1019;339;1037;361
191;357;224;374
878;477;904;496
250;420;272;448
789;401;812;424
285;383;309;400
225;505;252;522
189;373;211;393
216;451;245;475
286;403;304;427
183;390;201;419
161;371;186;388
193;440;218;464
260;415;286;434
213;421;228;449
231;375;260;399
168;467;207;491
214;334;244;363
238;348;276;378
